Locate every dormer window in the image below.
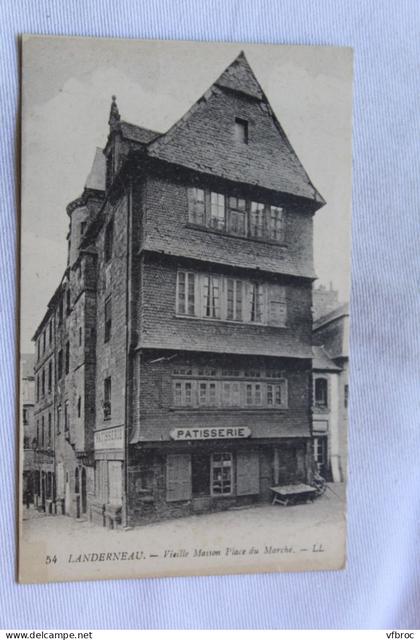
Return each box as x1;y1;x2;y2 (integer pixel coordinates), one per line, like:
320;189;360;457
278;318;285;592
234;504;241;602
234;117;248;144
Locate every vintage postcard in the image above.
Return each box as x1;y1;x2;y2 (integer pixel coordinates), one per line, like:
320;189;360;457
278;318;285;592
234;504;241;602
19;35;352;583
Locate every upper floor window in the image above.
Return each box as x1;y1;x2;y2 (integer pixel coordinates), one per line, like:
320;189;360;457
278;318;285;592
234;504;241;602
37;338;40;361
228;197;247;236
41;368;45;397
57;349;63;380
57;405;61;434
23;408;28;425
188;188;205;226
48;319;53;345
314;377;328;408
104;220;114;263
187;188;286;243
104;377;111;420
65;341;70;375
42;329;46;354
172;368;288;409
64;401;69;433
210;193;225;230
48;360;52;393
80;221;86;237
269;206;285;242
344;384;349;408
104;296;112;343
47;413;52;448
234;117;248;144
77;396;82;418
176;270;287;328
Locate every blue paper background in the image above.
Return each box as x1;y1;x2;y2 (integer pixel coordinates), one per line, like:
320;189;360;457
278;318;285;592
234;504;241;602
1;0;419;629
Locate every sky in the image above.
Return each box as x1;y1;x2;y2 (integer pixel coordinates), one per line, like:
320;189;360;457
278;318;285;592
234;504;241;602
21;36;353;353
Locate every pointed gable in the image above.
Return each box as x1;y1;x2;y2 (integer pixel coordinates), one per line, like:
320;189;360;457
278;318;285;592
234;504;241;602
147;52;324;205
215;51;264;99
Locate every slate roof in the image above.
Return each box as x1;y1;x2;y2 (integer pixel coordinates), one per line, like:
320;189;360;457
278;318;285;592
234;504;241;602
142;234;316;279
312;346;341;371
120;121;161;145
84;147;106;191
313;302;349;330
215;51;264;99
146;51;324;205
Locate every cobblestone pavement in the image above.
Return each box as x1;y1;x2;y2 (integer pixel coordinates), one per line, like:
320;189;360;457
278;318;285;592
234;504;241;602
20;484;346;581
22;483;345;537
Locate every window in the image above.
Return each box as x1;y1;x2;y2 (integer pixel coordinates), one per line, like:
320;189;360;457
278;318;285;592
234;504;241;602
269;285;287;327
47;413;52;448
49;319;53;345
269;206;285;242
79;326;82;346
48;360;52;393
173;381;193;407
77;396;81;418
227;197;247;237
234;117;248;144
36;421;39;446
65;341;70;375
177;271;195;316
172;368;288;409
211;453;233;495
104;220;114;263
198;381;217;406
250;202;265;238
246;282;263;323
23;408;28;425
36;375;40;401
57;349;63;380
42;329;46;354
313;436;327;471
41;368;45;397
186;188;287;243
104;296;112;342
188;188;205;225
66;289;71;316
222;381;241;406
202;275;221;319
64;401;69;433
37;338;40;361
80;221;86;236
104;377;111;419
267;380;287;407
226;279;243;321
246;383;262;406
57;405;61;434
176;271;287;326
344;384;349;408
314;378;328;408
210;193;225;230
41;416;45;448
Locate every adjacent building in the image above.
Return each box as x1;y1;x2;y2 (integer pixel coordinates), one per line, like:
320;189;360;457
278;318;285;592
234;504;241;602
21;353;35;502
31;52;326;527
312;289;349;482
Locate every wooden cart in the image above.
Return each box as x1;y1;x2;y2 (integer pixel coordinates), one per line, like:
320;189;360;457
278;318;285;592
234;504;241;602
270;483;318;506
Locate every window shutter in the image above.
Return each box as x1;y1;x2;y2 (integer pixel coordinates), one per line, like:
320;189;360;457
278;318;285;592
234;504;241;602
166;454;192;502
236;450;260;495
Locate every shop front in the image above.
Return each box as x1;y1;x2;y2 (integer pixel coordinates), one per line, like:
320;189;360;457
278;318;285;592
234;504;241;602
128;432;310;526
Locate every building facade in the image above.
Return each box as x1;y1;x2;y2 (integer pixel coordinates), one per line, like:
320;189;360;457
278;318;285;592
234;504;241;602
21;353;36;502
31;52;326;527
312;292;349;482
